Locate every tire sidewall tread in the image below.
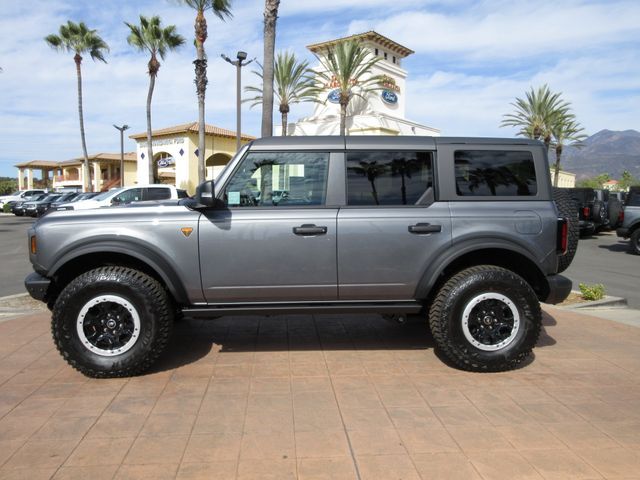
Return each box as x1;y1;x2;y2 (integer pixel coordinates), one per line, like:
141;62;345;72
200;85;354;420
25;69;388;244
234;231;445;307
429;265;541;372
52;266;173;378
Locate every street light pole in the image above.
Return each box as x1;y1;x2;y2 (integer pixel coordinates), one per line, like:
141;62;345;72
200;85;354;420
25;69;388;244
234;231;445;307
222;51;253;151
113;124;130;187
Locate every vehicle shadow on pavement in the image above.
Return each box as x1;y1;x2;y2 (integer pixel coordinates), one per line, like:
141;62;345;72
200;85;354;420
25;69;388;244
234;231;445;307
149;312;557;373
598;242;631;253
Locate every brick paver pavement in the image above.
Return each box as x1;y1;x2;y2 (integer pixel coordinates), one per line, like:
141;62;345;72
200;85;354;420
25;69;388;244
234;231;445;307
0;306;639;479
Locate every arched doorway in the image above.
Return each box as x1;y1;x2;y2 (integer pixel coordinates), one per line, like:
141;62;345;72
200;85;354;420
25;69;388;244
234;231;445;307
205;153;232;181
153;152;176;185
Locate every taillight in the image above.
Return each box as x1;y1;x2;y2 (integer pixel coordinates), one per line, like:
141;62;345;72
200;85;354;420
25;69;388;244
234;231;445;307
618;209;624;224
582;206;590;218
557;218;568;255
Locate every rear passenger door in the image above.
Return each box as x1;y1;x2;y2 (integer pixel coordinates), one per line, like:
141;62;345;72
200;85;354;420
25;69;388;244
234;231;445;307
337;150;452;300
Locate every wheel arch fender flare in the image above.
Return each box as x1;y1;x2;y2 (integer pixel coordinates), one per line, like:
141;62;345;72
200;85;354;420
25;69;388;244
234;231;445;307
49;237;189;305
414;238;549;301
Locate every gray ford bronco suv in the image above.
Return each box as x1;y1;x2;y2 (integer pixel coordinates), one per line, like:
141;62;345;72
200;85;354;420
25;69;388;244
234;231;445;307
25;136;575;377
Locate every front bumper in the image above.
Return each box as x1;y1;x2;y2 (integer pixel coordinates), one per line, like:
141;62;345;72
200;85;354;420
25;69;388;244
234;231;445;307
25;272;51;302
544;274;572;305
616;227;629;238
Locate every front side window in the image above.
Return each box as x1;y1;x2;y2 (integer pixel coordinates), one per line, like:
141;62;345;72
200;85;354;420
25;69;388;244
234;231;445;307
346;151;433;206
223;151;329;207
112;188;143;204
455;150;537;197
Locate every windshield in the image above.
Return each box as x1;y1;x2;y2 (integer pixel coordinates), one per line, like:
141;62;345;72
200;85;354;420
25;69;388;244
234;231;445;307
92;188;123;201
42;194;60;202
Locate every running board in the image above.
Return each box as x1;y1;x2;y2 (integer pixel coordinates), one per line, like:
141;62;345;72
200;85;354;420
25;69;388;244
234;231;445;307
181;300;423;318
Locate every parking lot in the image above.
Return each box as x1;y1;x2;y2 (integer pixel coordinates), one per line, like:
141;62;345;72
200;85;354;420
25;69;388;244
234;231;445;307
0;306;639;479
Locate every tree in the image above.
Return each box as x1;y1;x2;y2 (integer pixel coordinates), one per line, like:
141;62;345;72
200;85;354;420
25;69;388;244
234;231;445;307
550;116;586;187
501;84;571;150
126;15;185;184
45;21;109;192
261;0;280;137
577;173;611;189
313;40;382;136
619;170;640;190
245;52;318;136
181;0;232;184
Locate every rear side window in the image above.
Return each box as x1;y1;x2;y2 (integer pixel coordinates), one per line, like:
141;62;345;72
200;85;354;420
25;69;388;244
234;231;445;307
346;151;433;206
146;187;171;200
627;188;640;207
455;150;537;196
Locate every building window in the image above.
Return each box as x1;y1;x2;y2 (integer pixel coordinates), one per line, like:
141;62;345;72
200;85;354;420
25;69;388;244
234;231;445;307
393;56;396;64
384;52;388;60
346;151;433;206
375;48;379;56
454;150;537;196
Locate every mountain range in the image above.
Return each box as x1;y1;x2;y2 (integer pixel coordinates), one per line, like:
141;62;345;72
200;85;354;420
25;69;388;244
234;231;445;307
560;129;640;180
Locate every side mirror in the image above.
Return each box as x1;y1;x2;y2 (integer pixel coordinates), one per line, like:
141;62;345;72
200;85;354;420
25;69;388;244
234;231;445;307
195;180;216;207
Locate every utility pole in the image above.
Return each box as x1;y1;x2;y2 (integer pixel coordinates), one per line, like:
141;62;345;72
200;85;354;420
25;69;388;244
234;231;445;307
113;124;130;187
222;51;253;151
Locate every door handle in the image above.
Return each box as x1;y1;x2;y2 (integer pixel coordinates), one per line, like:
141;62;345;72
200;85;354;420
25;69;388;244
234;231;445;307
408;223;441;234
293;224;327;236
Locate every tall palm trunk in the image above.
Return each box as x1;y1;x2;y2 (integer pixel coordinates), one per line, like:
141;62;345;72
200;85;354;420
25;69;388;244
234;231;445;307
280;104;288;136
553;145;563;187
194;9;207;183
339;101;347;136
74;53;92;192
261;0;279;137
146;63;157;184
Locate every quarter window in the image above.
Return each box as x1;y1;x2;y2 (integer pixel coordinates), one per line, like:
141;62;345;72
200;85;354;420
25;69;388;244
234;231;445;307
346;151;433;206
455;150;537;196
223;151;329;207
146;187;171;200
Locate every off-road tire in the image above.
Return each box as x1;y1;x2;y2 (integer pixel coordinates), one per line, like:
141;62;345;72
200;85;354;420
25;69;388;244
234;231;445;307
630;229;640;255
428;265;541;372
552;188;579;273
52;267;173;378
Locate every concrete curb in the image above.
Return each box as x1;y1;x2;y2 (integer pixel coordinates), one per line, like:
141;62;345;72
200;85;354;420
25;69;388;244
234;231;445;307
0;292;29;301
557;291;628;310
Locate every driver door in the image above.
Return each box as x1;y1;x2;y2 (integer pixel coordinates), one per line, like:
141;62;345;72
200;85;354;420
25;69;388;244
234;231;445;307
198;150;338;303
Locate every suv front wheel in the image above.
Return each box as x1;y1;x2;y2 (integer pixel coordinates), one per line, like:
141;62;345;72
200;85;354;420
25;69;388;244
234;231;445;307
52;267;173;378
429;265;541;372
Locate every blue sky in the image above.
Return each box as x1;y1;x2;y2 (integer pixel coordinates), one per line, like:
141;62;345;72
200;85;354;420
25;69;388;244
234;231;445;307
1;0;639;178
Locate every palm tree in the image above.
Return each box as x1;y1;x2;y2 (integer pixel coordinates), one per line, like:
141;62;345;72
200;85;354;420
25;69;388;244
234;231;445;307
551;116;586;187
350;161;387;205
261;0;280;137
313;40;382;136
126;15;185;184
180;0;232;184
45;21;109;192
501;84;570;150
245;52;318;136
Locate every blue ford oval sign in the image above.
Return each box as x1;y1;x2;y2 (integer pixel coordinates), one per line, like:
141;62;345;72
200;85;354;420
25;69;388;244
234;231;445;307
327;89;341;104
157;157;175;168
381;90;398;105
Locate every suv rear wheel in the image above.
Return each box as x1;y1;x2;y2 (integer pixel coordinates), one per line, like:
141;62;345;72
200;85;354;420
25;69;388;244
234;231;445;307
630;229;640;255
52;267;173;378
429;265;541;372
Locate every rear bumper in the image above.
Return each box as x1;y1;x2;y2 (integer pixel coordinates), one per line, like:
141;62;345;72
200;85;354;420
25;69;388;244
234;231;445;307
24;272;51;302
544;274;572;305
616;227;629;238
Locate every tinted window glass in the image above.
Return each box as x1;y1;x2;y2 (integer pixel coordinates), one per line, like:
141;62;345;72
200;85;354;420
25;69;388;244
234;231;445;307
346;151;433;206
177;189;189;199
626;187;640;207
224;152;329;207
146;187;171;200
455;150;537;196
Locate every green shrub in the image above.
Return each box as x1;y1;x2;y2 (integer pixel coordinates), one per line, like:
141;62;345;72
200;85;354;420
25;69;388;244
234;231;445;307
579;283;606;301
2;203;12;213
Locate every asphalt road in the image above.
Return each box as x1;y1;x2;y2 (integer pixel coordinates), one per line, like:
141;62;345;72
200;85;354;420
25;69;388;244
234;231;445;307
565;230;640;308
0;215;35;297
1;215;638;308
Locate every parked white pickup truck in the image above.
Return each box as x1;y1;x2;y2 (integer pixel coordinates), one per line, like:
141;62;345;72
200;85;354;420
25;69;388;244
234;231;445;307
56;184;188;211
0;189;46;208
